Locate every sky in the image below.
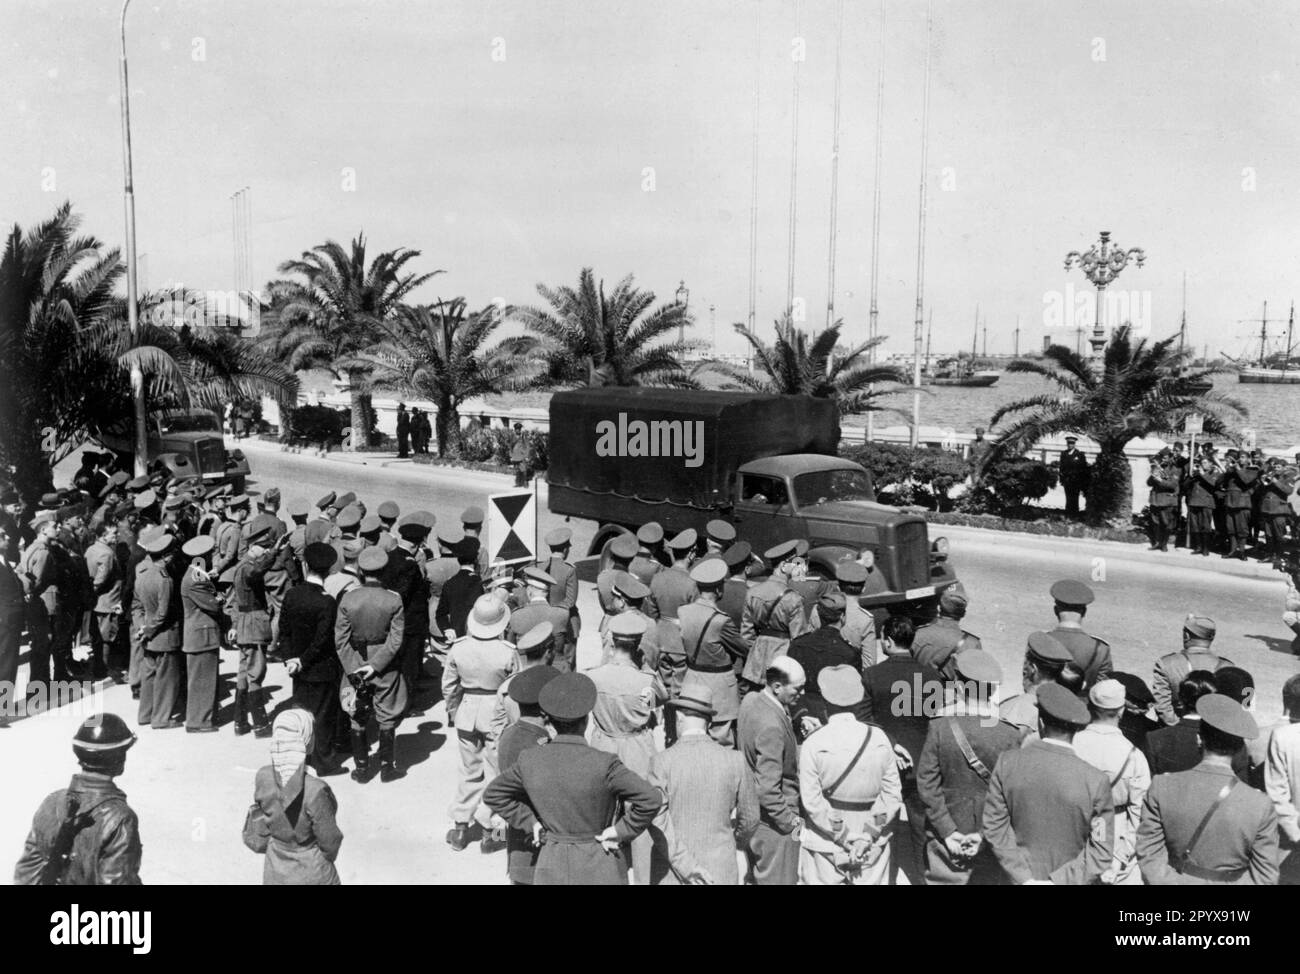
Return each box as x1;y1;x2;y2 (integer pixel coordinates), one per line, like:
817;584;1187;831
5;0;1300;360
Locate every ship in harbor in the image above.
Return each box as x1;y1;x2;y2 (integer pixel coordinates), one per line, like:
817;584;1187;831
1229;301;1300;384
922;357;1000;387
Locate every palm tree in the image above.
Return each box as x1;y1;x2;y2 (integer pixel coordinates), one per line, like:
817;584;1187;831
715;314;907;415
515;268;697;387
0;203;296;501
355;299;535;456
986;324;1245;525
260;236;440;448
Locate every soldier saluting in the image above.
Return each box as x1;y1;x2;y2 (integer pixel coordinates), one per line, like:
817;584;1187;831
14;714;142;885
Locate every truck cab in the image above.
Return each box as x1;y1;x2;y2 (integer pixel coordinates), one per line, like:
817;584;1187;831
98;408;250;491
733;454;953;605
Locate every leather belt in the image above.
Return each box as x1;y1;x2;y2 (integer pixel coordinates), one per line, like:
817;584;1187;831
1178;862;1246;883
754;628;787;639
827;797;875;812
687;662;732;674
462;687;497;695
542;832;600;845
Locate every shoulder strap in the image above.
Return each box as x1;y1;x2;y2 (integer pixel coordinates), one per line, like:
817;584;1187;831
947;717;992;782
1179;778;1239;869
825;725;873;798
687;610;722;664
1109;746;1136;789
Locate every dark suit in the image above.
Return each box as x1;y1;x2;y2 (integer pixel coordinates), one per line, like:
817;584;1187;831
180;566;223;729
1147;717;1204;775
280;581;343;769
737;690;800;885
383;544;431;690
982;739;1114;884
435;568;482;640
786;626;858;728
1137;758;1278;884
484;733;661;885
136;559;183;728
0;558;24;706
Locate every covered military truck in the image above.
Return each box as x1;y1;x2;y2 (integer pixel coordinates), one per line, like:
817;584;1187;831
97;408;251;492
547;387;958;608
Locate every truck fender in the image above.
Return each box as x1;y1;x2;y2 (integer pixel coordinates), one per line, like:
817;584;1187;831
156;452;198;480
807;544;860;577
587;523;636;566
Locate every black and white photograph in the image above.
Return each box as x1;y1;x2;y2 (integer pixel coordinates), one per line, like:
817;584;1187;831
1;0;1297;945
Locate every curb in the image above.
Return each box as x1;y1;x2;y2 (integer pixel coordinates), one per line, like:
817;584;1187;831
936;522;1281;582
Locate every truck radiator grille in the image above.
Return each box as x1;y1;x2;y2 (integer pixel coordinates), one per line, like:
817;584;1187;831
196;439;225;475
894;521;929;590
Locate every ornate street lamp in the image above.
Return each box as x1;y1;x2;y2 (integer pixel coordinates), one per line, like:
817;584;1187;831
675;279;689;343
1064;230;1145;369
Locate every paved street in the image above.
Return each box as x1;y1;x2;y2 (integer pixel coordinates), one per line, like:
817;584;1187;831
3;439;1296;884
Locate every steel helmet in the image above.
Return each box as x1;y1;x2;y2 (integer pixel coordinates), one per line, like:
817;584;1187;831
71;714;137;770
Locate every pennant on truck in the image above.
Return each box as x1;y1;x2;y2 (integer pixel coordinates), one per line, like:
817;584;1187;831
487;489;537;566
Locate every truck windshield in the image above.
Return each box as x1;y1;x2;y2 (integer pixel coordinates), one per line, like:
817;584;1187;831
793;468;875;506
158;413;220;434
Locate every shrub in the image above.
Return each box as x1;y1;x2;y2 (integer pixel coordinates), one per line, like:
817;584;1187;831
961;455;1058;513
287;404;346;449
840;442;972;511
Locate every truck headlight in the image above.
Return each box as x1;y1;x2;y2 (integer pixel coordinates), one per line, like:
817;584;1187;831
931;537;949;560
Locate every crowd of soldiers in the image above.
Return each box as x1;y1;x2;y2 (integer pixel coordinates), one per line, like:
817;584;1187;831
7;448;1300;886
1139;441;1300;563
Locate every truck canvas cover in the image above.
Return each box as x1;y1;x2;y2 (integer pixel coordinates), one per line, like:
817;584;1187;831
548;388;839;510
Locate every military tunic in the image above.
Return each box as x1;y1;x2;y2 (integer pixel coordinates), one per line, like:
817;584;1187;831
1152;647;1232;726
497;716;551;884
335;579;407;731
910;616;979;679
1048;625;1112;688
443;633;518;828
740;578;807;685
1073;722;1151;884
1137;757;1278;885
678;600;748;733
649;566;698;622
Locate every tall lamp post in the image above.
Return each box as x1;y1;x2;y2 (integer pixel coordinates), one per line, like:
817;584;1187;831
120;0;148;476
1064;230;1145;370
676;280;689;343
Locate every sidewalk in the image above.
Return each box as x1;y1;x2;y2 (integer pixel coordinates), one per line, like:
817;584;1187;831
239;436;515;490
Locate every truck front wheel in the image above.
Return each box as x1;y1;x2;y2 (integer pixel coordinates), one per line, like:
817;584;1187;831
589;524;636;573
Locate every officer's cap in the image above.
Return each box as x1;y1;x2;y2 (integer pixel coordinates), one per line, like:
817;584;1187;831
377;500;400;521
332;491;357;512
667;528;697;552
336;505;362;530
764;539;799;563
341;537;366;560
954;649;1002;685
163;494;187;511
1183;614;1216;639
636;522;664;545
359;514;383;535
835;560;868;585
140;529;174;554
515;622;554;658
1050;579;1094;606
544;526;572;548
1026;631;1072;665
437;523;465;547
358;547;388;573
1196;693;1259;740
1037;683;1090;727
509;665;560;705
461;506;484;527
689;558;727;587
612;571;649;600
245;524;273;547
538;673;598;721
940;587;968;613
609;613;648;640
133;489;157;510
181;535;215;558
127;475;151;492
609;534;639;560
705;519;736;544
316;491;337;510
523;566;556;588
723;541;753;571
817;590;847;615
227;493;250;510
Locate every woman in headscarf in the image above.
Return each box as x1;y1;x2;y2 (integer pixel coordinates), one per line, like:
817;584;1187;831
242;708;343;884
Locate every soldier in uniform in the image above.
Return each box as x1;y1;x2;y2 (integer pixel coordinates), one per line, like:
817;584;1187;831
808;559;878;670
798;665;902;886
701;518;736;560
998;631;1074;734
587;612;667;884
425;523;464;639
435;536;484;643
917;650;1023;885
717;541;751;630
461;506;491;578
629;522;667;595
1222;450;1257;560
1147;670;1219;775
1259;461;1295;566
1146;454;1180;551
0;521;24;725
179;535;223;733
84;519;126;683
244;488;293;648
910;586;981;679
1183;456;1220;556
539;526;580;647
596;533;639;621
1152;614;1231;726
484;672;662;885
18;511;60;698
1137;694;1278;884
1073;679;1152;885
335;547;406;783
304;491;340;547
648;682;760;885
740;540;809;694
386;511;435;697
787;592;859;728
650;528;699;622
1045;579;1111;689
489;622;555;746
213;493;248;581
496;664;560;885
232;524;276;738
599;571;652;661
444;595;518;851
982;684;1115;884
280;543;345;774
678;559;749;746
737;655;805;885
1059;435;1090;516
787;540;832;616
376;500;401;546
508;566;572;671
135;529;184;729
14;714;142;885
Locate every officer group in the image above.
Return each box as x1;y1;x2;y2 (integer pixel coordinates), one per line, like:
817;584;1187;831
6;448;1300;886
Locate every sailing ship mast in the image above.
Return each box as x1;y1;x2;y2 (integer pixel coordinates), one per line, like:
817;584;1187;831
1258;301;1268;366
1286;303;1295;378
910;0;933;447
924;309;933;371
1178;272;1187;356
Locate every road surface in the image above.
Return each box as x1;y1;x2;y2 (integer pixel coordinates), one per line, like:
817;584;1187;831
2;440;1293;884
